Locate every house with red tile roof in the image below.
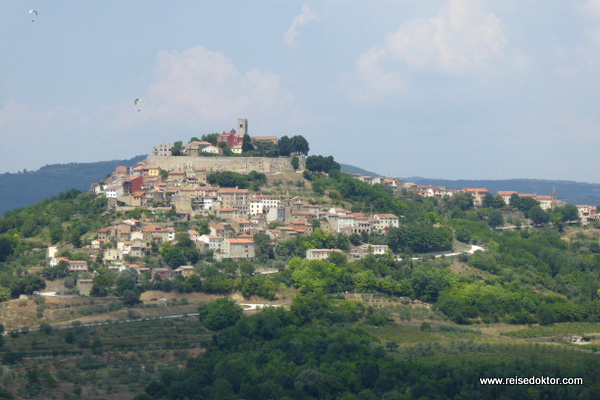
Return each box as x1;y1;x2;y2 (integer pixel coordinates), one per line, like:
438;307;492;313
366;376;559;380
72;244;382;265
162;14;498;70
464;188;489;206
218;238;255;260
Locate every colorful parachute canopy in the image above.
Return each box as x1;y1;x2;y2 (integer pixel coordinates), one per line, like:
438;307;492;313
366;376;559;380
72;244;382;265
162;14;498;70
134;98;144;105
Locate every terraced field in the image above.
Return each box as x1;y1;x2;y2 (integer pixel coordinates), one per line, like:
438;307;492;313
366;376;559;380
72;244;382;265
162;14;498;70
0;318;210;400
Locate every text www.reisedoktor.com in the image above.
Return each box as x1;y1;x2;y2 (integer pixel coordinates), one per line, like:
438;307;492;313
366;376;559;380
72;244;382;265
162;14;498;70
480;377;583;385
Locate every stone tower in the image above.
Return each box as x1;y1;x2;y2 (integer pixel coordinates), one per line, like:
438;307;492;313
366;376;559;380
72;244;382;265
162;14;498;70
237;118;248;136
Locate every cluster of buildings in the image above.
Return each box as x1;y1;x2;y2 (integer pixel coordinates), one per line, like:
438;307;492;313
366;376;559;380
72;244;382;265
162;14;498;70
84;188;400;268
349;174;401;190
401;183;559;209
400;183;599;223
152;118;277;156
76;161;405;279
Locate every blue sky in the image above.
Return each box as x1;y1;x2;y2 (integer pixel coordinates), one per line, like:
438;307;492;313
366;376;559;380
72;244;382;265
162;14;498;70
2;1;600;182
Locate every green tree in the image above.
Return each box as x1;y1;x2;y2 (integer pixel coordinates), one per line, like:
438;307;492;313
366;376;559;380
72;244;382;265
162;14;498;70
10;275;46;297
529;206;550;225
253;232;274;262
493;194;506;209
277;136;293;156
487;209;504;228
90;273;114;297
65;330;75;344
171;141;183;156
122;289;141;307
482;193;495;208
0;234;18;262
49;223;63;244
305;155;340;174
242;134;254;152
327;251;347;266
291;156;300;170
0;285;9;302
509;193;521;209
291;135;310;155
557;204;579;222
201;133;220;145
114;275;136;297
39;323;52;335
198;298;243;331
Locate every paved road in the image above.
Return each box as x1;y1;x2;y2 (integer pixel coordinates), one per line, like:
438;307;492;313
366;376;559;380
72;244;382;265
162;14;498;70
239;303;282;310
400;244;485;262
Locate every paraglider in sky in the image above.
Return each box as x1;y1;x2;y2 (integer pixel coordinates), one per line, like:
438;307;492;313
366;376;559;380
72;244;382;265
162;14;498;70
134;98;144;112
29;10;37;22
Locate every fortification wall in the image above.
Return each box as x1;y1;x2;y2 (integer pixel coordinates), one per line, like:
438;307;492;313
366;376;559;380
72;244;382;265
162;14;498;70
145;155;304;173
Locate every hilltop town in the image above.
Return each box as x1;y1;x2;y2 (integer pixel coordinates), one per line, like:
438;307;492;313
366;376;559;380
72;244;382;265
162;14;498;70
35;118;593;291
3;118;600;400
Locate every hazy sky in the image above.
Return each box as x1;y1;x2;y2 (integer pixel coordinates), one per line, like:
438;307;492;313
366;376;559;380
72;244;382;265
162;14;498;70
2;1;600;182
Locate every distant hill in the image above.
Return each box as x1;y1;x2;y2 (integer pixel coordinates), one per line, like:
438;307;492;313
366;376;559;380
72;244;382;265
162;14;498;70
340;164;384;178
0;155;146;215
405;177;600;206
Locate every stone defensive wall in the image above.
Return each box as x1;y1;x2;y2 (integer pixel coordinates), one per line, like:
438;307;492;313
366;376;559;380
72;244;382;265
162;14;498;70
145;155;305;174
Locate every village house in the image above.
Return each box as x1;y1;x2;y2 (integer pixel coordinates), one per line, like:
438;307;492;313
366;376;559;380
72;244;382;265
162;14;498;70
497;191;517;205
230;218;256;234
122;176;143;195
350;244;390;259
91;239;105;250
184;141;213;156
326;213;355;233
188;229;201;241
153;143;173;156
216;208;240;220
464;188;489;206
98;227;116;242
142;226;175;245
199;234;224;251
76;279;93;296
142;165;161;178
219;238;255;259
168;170;186;183
68;260;89;273
105;185;123;199
114;165;130;177
250;215;266;229
249;194;281;215
174;265;196;279
266;207;286;223
306;248;344;261
209;224;227;238
202;145;223;154
151;268;172;280
217;129;244;148
103;249;123;266
373;214;400;233
217;188;250;214
290;221;313;235
290;211;316;225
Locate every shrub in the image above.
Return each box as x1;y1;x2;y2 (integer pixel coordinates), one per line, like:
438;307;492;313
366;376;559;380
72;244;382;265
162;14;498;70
39;323;52;335
76;357;107;370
